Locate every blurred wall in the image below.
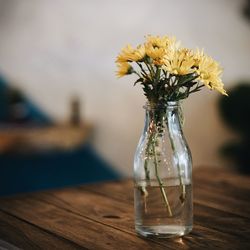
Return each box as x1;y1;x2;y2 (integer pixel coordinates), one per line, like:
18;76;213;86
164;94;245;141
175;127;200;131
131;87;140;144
0;0;249;175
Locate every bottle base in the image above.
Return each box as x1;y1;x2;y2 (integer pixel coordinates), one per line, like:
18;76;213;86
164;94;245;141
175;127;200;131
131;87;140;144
135;225;192;238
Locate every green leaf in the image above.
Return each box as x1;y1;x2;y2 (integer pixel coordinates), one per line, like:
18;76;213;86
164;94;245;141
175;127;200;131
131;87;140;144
178;74;198;86
133;78;144;86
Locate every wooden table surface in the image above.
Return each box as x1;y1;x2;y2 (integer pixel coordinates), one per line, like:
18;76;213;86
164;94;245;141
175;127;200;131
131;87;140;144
0;168;249;250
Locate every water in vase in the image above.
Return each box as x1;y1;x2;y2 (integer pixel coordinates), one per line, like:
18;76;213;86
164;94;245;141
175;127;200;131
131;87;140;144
134;180;193;238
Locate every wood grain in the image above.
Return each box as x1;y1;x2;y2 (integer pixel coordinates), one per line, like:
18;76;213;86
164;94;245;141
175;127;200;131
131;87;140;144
0;210;84;250
0;167;249;249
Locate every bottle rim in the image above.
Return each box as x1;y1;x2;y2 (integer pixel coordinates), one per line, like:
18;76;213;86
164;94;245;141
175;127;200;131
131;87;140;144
143;101;181;110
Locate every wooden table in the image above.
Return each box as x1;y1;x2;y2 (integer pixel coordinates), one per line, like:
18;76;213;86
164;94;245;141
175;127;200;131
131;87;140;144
0;168;249;249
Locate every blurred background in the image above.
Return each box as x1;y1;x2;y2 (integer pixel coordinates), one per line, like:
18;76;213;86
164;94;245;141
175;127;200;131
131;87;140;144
0;0;250;196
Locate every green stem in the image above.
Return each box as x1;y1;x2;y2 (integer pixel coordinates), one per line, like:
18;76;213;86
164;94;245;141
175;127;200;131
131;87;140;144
144;62;154;79
136;62;151;81
177;164;186;204
144;61;155;80
154;67;161;85
187;84;204;95
167;109;186;204
144;132;154;181
149;63;155;74
153;133;172;217
133;70;142;79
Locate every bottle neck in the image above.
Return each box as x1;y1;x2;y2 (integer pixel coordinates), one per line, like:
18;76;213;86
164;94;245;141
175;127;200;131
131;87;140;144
143;101;184;145
144;101;181;126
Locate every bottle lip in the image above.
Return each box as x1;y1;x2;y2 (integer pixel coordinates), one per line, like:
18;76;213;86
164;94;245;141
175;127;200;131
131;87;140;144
143;101;181;110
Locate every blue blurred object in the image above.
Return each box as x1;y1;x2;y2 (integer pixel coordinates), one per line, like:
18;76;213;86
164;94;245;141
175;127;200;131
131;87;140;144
0;143;120;196
0;74;120;196
0;74;51;124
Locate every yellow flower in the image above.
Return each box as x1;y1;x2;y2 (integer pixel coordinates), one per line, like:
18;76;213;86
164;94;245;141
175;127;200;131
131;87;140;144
212;80;228;96
195;54;227;95
146;35;169;48
134;45;146;61
144;35;180;65
116;44;134;62
116;44;145;63
193;48;205;67
146;35;179;49
163;48;195;75
116;62;132;78
145;44;166;65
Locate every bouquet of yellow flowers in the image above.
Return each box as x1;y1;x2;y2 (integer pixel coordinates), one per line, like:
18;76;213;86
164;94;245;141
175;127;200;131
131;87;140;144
116;35;227;107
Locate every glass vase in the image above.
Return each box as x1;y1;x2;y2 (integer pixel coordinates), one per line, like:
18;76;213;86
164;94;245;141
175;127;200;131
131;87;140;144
134;101;193;238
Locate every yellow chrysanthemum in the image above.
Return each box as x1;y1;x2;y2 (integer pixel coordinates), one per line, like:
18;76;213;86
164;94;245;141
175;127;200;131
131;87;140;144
134;45;146;61
193;48;205;67
145;44;166;65
146;35;179;49
163;48;195;75
146;35;169;48
116;62;132;78
195;55;227;95
144;35;180;65
116;44;145;63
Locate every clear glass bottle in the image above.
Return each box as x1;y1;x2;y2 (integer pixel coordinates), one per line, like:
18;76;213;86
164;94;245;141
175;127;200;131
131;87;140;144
134;101;193;238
